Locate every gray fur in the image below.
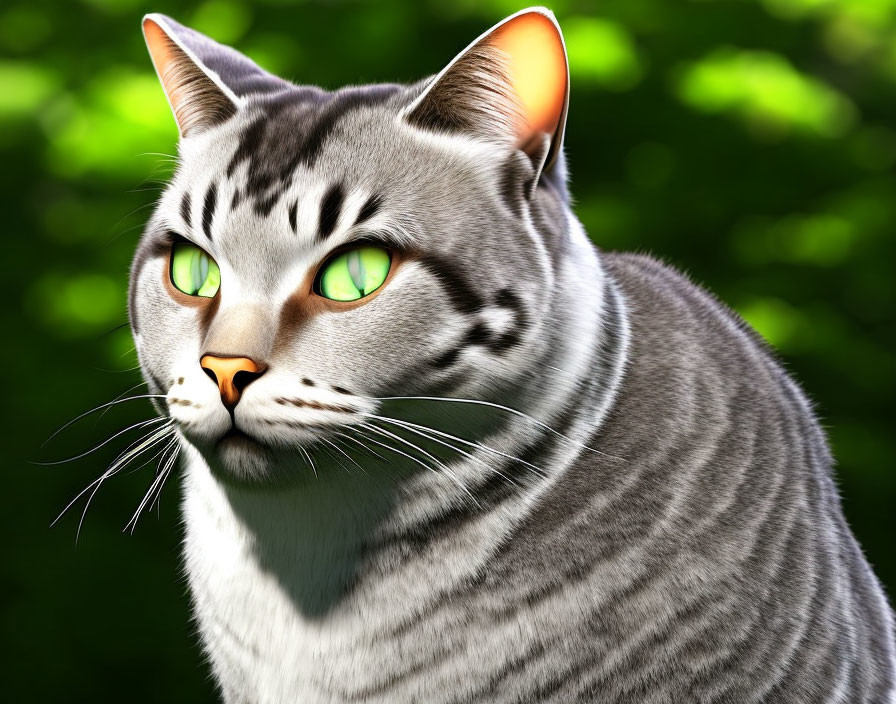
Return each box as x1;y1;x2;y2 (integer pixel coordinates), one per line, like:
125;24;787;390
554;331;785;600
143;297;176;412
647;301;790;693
130;8;896;703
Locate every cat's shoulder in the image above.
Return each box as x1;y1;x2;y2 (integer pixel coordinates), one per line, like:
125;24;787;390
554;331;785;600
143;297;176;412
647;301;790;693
600;250;711;327
601;250;701;301
600;250;778;362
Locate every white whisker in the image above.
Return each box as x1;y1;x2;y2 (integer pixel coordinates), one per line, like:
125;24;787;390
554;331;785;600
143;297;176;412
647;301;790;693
374;395;623;460
44;394;168;447
318;444;351;474
37;417;168;466
126;437;180;533
335;431;388;463
321;437;367;475
97;380;149;423
359;422;480;508
362;412;544;479
53;422;175;540
149;438;181;514
299;446;318;479
76;425;176;539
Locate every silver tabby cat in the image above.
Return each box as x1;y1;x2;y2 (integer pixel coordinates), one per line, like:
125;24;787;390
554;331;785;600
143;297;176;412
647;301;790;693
130;7;896;703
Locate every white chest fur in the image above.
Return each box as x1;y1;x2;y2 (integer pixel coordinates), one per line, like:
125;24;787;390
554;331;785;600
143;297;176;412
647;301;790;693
182;447;395;702
181;445;528;704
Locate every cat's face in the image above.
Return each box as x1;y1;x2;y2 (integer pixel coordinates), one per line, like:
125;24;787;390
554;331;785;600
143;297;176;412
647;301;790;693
131;9;570;482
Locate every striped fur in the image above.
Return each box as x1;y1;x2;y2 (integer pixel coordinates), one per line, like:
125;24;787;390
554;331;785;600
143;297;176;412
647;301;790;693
130;8;896;703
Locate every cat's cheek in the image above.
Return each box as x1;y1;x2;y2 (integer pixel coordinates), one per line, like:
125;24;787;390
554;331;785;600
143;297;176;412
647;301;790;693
168;398;232;449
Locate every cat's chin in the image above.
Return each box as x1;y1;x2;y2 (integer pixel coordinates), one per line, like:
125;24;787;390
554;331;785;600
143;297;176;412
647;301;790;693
196;429;278;485
180;424;322;486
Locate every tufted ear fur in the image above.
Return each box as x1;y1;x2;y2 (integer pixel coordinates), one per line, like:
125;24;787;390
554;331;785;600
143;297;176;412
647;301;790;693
405;7;569;178
142;13;287;138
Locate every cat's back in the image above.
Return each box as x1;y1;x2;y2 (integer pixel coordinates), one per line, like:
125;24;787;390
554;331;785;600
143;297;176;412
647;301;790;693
580;251;896;699
481;252;895;702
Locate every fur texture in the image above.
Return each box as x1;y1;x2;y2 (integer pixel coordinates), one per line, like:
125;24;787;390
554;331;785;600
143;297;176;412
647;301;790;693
130;8;896;703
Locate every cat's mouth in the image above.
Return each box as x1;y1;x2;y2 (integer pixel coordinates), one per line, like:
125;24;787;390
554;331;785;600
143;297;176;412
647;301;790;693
218;425;265;448
215;422;274;474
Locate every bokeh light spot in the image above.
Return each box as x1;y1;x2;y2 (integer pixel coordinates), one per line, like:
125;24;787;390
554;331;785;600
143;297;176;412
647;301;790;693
675;48;856;139
27;273;122;338
564;17;643;91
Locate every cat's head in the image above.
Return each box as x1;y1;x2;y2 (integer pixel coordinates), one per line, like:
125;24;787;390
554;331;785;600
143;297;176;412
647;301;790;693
131;7;576;482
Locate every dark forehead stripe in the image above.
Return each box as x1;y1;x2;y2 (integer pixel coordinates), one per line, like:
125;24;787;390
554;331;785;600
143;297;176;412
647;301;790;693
354;193;382;227
254;192;280;217
202;181;218;240
225;85;402;218
318;183;345;240
180;192;192;229
287;200;298;235
294;85;402;169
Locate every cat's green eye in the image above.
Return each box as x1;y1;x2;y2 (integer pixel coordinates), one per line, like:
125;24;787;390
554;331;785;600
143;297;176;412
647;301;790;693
170;242;221;298
317;246;391;302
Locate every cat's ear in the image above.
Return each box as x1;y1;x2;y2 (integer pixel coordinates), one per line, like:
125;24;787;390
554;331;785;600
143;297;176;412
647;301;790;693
142;13;286;138
405;7;569;177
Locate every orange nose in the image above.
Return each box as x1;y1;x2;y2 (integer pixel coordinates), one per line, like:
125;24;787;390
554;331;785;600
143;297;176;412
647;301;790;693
200;355;266;409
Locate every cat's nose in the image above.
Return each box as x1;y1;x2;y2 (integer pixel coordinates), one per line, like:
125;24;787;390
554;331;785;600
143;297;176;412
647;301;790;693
200;355;266;409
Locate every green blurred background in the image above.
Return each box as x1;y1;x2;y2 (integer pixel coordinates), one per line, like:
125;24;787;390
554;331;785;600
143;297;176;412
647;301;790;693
3;0;894;700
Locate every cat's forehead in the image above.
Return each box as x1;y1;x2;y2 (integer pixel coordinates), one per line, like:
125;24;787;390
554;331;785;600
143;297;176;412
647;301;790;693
178;85;408;208
162;89;413;271
166;83;501;259
216;85;407;206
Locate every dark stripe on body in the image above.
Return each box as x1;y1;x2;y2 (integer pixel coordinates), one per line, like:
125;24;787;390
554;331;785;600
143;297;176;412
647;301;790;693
569;391;803;699
381;281;621;644
342;645;451;702
471;384;791;702
475;262;851;698
360;294;619;703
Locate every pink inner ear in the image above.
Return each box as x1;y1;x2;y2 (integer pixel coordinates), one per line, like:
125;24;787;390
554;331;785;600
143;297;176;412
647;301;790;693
143;19;177;91
142;16;236;137
490;12;568;148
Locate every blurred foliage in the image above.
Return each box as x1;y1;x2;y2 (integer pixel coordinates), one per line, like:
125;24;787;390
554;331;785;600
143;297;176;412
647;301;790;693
3;0;894;700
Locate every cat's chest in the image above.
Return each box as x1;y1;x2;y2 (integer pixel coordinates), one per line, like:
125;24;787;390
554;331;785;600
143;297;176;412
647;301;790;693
183;488;402;702
187;550;373;703
180;457;507;703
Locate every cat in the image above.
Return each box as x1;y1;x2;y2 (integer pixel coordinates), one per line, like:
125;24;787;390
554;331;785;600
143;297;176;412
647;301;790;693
130;7;896;703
